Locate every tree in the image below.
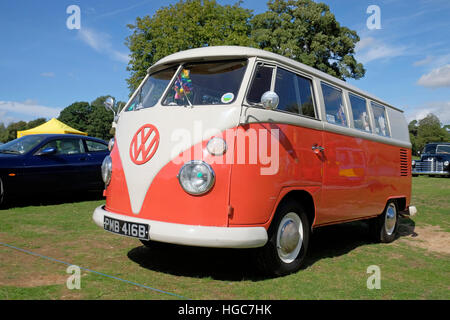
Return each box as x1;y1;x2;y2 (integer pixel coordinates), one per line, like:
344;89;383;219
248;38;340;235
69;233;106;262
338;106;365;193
26;118;47;130
125;0;255;91
58;102;92;133
251;0;365;80
2;121;27;142
408;114;450;154
88;96;116;141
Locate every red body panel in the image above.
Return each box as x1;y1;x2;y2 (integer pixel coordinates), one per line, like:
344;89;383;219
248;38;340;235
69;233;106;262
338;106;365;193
105;123;411;230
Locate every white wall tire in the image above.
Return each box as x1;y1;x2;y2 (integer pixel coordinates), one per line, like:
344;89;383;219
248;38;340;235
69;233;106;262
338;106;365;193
256;200;310;277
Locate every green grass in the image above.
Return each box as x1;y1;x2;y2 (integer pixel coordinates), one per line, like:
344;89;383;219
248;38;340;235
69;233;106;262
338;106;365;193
0;178;449;300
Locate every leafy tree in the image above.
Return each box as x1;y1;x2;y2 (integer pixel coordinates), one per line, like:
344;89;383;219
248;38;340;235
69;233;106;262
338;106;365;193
89;96;116;141
2;121;27;142
409;114;450;154
125;0;255;91
26;118;47;130
0;123;6;143
125;0;365;91
251;0;365;80
58;102;92;133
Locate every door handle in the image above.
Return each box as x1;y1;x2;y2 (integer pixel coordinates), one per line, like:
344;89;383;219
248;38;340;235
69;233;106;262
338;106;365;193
312;145;325;154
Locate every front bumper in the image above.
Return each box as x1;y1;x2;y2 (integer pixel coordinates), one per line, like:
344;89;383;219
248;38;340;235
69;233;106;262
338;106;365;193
93;205;268;248
412;170;450;176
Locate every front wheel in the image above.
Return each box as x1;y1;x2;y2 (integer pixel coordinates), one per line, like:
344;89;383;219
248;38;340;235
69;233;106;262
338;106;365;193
256;200;310;277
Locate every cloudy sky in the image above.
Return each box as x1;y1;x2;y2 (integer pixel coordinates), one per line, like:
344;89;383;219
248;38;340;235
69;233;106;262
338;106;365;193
0;0;449;125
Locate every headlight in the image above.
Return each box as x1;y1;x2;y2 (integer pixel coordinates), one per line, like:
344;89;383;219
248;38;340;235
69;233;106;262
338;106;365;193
108;138;115;151
178;161;215;195
101;155;112;186
412;160;416;167
444;161;449;167
207;137;227;156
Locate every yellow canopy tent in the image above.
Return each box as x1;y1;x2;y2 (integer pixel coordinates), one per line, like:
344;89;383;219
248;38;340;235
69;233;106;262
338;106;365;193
17;118;88;138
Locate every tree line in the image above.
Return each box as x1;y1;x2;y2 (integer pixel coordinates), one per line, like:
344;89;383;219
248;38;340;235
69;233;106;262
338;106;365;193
0;96;125;143
409;114;450;155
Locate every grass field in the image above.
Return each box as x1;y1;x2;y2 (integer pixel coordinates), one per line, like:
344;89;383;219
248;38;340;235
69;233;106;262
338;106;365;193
0;177;449;300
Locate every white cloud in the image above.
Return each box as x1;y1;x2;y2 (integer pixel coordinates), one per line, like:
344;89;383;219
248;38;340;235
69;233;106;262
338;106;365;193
405;101;450;125
417;65;450;88
78;28;129;64
355;37;407;64
0;100;61;125
40;72;55;78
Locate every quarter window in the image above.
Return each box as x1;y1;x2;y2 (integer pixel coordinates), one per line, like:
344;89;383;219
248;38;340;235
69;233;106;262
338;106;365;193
371;102;390;137
321;83;347;127
274;68;316;118
349;93;371;132
86;140;108;152
247;64;274;104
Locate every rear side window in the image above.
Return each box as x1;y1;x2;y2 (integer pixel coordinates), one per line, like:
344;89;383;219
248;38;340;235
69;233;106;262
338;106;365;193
321;83;347;127
349;93;371;132
274;68;316;118
247;64;274;104
86;140;108;152
371;102;390;137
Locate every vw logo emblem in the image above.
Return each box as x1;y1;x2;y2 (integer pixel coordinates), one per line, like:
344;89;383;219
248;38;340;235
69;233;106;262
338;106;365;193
129;124;160;165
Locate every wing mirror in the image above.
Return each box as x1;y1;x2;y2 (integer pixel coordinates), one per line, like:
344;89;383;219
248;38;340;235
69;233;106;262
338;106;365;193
38;147;56;156
261;91;279;110
104;97;120;127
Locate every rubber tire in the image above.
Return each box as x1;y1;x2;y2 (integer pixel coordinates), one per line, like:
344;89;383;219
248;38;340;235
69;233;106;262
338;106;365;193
370;201;399;243
0;177;5;208
256;200;310;277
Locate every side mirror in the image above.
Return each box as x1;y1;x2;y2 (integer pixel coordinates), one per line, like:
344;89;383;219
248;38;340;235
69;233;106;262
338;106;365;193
261;91;279;110
38;147;56;156
104;97;116;114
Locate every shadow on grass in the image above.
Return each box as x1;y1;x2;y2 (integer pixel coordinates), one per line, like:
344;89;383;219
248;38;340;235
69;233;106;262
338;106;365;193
127;218;416;281
1;190;104;209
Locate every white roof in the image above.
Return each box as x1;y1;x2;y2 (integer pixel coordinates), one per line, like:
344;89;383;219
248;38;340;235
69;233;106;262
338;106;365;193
148;46;402;113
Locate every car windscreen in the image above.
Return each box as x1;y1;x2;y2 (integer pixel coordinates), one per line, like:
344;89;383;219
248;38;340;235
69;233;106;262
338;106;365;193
436;145;450;154
0;135;46;155
423;144;437;154
162;60;247;106
125;66;178;111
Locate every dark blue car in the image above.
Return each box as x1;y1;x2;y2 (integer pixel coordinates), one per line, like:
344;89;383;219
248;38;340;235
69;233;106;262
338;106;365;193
0;134;109;206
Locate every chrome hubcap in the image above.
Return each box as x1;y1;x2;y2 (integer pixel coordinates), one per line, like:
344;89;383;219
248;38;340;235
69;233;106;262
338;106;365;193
385;203;397;235
276;213;303;263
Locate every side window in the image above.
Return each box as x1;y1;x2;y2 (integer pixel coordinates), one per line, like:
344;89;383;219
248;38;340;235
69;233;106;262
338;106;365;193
371;102;390;137
85;140;108;152
274;68;316;118
321;83;347;127
40;139;85;155
247;64;274;104
349;93;371;132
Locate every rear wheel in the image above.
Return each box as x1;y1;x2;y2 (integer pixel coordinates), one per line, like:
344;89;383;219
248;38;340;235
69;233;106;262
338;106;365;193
256;200;310;277
371;201;399;243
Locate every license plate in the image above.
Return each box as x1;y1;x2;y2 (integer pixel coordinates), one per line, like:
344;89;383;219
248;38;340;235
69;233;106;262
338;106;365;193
103;216;149;240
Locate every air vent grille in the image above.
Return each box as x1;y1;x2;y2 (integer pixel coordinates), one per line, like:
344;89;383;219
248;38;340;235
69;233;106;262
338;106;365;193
400;149;409;176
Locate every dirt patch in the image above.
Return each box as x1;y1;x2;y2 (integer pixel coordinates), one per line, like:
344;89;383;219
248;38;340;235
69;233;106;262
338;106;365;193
0;274;68;288
399;224;450;255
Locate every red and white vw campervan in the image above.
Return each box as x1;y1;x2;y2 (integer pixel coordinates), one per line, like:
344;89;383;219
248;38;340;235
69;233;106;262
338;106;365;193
93;46;416;276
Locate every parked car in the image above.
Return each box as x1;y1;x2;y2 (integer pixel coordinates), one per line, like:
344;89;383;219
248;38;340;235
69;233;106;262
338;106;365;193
0;134;109;206
412;142;450;177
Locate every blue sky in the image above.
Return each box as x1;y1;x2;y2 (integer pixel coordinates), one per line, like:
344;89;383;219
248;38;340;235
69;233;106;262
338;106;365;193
0;0;449;126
